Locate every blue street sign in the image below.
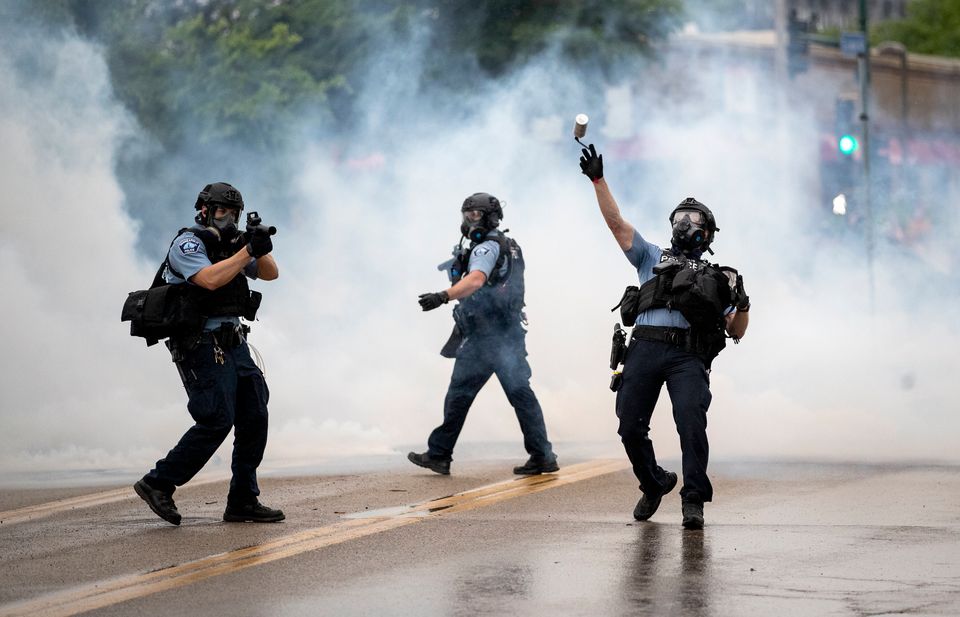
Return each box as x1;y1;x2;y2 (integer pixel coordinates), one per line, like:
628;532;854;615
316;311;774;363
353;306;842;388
841;32;866;57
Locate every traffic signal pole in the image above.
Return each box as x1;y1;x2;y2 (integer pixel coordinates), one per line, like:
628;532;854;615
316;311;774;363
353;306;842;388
859;0;875;311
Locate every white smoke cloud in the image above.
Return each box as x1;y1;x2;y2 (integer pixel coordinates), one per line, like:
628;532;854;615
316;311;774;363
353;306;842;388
1;10;957;487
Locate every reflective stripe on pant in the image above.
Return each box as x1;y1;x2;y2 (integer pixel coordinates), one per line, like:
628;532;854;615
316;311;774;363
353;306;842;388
616;338;713;503
146;340;269;504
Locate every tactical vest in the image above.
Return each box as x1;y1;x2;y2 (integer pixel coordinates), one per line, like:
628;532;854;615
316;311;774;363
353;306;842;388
452;234;526;335
166;227;262;321
615;252;733;364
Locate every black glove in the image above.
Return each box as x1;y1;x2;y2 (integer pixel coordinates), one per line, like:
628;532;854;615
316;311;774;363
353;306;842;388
579;143;604;182
246;229;273;258
733;275;750;311
418;291;449;311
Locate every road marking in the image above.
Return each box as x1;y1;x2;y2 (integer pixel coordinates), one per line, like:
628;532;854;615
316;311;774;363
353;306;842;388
0;478;224;527
0;488;134;526
0;459;629;617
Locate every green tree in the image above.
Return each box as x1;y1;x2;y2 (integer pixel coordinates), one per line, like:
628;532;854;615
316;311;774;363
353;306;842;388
56;0;682;150
67;0;399;149
25;0;684;251
425;0;683;77
872;0;960;58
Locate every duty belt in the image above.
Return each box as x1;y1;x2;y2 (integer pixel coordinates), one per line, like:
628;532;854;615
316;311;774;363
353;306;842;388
200;324;247;348
631;325;690;347
631;325;722;360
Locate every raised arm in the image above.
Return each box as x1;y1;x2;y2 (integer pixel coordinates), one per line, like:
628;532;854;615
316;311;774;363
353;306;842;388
580;144;635;252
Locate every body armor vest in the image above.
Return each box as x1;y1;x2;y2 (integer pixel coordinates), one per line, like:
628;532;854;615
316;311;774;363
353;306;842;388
452;234;526;335
172;227;261;320
616;251;733;365
636;252;731;329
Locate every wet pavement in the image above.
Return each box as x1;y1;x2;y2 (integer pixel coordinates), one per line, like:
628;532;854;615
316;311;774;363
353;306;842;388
1;459;958;616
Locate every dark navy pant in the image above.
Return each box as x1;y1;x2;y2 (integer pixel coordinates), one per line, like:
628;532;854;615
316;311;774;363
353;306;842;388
616;338;713;503
145;340;269;505
427;331;553;461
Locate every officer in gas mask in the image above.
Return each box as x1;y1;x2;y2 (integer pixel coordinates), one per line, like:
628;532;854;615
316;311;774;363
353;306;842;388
133;182;284;525
408;193;558;476
579;145;750;530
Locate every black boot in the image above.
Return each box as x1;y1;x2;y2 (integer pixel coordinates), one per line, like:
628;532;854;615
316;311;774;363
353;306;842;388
681;500;704;530
407;451;451;475
632;471;678;521
134;479;181;526
223;500;285;523
513;455;559;475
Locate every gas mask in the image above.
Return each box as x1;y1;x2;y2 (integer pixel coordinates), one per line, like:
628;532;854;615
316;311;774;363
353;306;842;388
459;193;503;243
670;209;709;253
209;208;240;241
461;209;494;243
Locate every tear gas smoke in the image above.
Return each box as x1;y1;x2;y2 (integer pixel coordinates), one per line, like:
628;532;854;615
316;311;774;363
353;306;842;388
1;9;958;486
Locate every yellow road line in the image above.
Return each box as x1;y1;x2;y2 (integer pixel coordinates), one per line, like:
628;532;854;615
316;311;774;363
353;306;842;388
0;459;629;617
0;489;134;526
0;478;224;527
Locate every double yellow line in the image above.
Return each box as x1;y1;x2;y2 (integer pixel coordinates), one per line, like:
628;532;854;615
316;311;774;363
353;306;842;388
0;478;223;527
0;488;134;527
0;459;628;617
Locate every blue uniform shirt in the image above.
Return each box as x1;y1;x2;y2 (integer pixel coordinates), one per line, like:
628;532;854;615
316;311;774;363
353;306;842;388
466;231;507;280
440;231;508;284
623;229;693;329
164;230;259;331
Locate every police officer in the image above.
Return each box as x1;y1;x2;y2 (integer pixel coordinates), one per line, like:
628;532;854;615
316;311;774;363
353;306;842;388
408;193;558;476
134;182;284;525
579;145;750;529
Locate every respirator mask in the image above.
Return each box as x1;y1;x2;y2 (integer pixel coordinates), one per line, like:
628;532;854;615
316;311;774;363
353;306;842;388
459;192;503;244
209;207;241;241
670;209;708;253
461;209;492;243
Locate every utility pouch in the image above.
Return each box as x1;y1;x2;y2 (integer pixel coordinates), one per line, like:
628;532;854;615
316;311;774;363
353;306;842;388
440;323;464;359
611;286;641;326
670;266;729;330
122;284;203;346
610;372;623;392
242;290;263;321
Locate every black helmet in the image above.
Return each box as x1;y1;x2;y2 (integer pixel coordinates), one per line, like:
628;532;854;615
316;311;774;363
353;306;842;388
195;181;244;211
669;197;718;254
461;192;503;218
460;192;503;242
194;182;244;226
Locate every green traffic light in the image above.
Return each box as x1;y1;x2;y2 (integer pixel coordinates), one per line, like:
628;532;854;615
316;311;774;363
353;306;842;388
838;134;859;155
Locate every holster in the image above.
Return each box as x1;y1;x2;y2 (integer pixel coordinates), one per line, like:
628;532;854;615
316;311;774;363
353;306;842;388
610;324;627;370
440;324;464;359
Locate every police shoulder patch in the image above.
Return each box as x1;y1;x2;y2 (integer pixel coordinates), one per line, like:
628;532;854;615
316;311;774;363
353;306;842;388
473;245;491;257
178;237;202;255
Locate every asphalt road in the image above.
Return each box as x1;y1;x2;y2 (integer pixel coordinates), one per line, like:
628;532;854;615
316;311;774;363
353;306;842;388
1;458;958;617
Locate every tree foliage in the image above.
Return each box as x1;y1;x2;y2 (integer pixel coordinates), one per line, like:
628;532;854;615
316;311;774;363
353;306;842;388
872;0;960;58
24;0;683;251
426;0;683;76
52;0;682;152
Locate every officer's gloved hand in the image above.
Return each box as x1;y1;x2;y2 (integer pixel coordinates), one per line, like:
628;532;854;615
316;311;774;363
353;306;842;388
733;275;750;311
418;291;449;311
579;144;604;182
246;230;273;258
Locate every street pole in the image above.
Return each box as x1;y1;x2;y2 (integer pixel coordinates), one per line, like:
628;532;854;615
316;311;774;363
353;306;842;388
774;0;788;81
859;0;875;311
